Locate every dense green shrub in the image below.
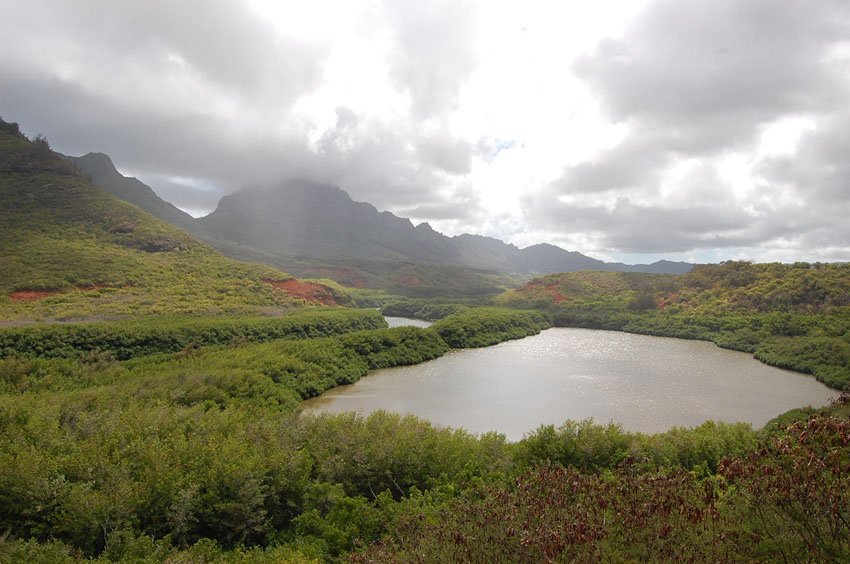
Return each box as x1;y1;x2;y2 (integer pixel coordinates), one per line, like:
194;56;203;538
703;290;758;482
0;308;386;360
431;308;551;348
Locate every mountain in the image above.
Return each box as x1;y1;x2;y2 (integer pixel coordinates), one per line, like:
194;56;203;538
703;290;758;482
0;119;341;321
64;152;195;229
196;180;462;263
196;180;693;275
69;155;693;279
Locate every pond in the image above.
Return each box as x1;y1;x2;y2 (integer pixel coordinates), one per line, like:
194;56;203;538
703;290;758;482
383;316;433;328
301;327;836;440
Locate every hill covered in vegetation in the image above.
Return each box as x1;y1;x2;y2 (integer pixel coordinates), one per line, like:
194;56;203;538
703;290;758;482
0;120;355;321
500;262;850;389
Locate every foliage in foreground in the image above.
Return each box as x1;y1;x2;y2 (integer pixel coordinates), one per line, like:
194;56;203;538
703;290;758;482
354;406;850;563
0;307;552;560
0;314;846;563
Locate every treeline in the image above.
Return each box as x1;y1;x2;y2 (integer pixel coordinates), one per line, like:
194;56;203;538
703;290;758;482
0;309;386;360
3;303;845;561
380;298;472;320
431;308;551;348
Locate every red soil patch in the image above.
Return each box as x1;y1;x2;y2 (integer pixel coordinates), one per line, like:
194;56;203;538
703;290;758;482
399;276;424;287
9;290;62;302
546;284;568;303
521;280;568;303
262;278;339;306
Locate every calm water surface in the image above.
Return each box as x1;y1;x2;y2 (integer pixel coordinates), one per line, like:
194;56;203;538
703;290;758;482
384;316;433;328
302;327;836;439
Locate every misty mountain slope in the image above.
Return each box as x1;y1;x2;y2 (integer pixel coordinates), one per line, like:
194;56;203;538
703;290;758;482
69;154;692;276
0;119;307;320
64;152;195;228
197;180;463;263
196;179;693;274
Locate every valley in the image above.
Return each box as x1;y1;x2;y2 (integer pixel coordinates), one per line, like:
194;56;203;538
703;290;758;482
0;118;848;562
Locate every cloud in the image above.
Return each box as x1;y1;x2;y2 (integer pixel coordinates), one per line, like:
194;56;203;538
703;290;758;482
532;0;850;258
383;0;479;117
2;0;850;261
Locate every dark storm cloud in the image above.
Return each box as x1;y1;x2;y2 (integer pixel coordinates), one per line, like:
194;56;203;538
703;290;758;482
573;1;848;123
3;0;849;259
535;0;850;256
0;71;313;188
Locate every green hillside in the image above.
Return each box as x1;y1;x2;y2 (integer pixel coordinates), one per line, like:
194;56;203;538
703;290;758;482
500;262;850;389
0;120;335;321
500;261;850;313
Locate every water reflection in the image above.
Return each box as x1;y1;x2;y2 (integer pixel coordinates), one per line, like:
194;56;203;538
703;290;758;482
302;328;835;440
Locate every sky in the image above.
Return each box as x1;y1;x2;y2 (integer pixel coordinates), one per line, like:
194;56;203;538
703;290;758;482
2;0;849;264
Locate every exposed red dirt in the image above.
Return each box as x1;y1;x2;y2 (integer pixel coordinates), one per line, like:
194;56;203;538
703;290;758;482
521;280;568;303
546;284;568;303
262;278;339;306
9;290;62;302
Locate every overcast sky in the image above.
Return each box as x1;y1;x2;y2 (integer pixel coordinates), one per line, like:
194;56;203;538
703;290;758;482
2;0;849;263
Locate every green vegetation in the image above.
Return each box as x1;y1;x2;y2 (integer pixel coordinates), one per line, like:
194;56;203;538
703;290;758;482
0;120;319;321
4;118;850;561
380;297;471;320
0;306;551;562
431;308;551;348
500;261;850;389
0;309;385;360
354;408;850;562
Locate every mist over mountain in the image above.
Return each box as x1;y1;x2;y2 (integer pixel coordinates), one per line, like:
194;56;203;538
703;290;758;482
71;153;692;276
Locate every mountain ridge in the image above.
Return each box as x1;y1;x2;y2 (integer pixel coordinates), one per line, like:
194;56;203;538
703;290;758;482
0;120;330;320
69;152;694;277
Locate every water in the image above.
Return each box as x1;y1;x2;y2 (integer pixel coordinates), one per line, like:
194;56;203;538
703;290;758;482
384;316;433;328
301;327;836;440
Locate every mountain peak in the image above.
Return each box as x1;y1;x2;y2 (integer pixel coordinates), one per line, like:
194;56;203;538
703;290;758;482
68;152;194;227
69;156;693;276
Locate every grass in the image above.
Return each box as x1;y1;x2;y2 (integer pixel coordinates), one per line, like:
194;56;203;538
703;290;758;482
0;121;327;321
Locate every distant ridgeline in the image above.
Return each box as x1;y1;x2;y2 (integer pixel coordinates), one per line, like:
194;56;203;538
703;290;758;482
65;151;692;295
500;262;850;390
